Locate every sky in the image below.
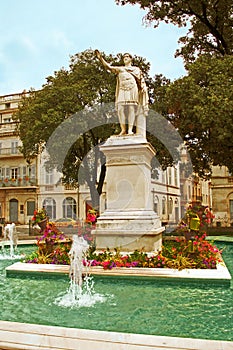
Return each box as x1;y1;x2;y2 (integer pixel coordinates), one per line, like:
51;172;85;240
0;0;188;96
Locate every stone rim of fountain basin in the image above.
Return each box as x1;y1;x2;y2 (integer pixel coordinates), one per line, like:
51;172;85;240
0;291;231;350
0;319;233;350
6;259;232;285
2;240;233;350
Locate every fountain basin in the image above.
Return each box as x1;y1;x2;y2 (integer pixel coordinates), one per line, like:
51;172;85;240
6;260;232;285
1;242;233;349
0;320;232;350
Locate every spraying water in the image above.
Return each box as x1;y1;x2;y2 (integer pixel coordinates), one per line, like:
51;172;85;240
0;223;20;259
69;235;89;298
55;234;106;308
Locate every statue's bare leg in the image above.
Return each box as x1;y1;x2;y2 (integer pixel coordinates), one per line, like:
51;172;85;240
128;105;136;135
118;105;126;135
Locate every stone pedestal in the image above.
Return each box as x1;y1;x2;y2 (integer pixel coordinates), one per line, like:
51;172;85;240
93;135;164;252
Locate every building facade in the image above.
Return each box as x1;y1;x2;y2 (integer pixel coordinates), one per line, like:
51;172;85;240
37;150;78;221
0;92;215;228
211;166;233;227
152;166;181;228
0;92;38;224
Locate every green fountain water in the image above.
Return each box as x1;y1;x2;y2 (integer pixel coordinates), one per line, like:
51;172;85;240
0;242;232;341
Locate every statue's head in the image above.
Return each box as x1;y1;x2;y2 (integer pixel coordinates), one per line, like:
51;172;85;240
123;53;133;65
123;53;132;59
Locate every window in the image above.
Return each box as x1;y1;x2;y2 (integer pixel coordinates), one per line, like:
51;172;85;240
45;169;53;184
5;168;10;179
11;168;18;179
0;168;5;180
175;198;179;223
43;197;56;220
63;197;76;218
168;168;172;185
5;103;11;109
174;167;178;187
162;171;165;183
11;141;18;154
153;195;159;214
22;166;27;177
188;185;191;200
20;204;24;214
3;118;11;123
27;201;35;216
230;200;233;222
30;165;36;178
162;197;166;215
169;197;173;214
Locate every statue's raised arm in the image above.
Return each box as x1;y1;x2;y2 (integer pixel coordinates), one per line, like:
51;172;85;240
95;50;148;137
95;50;117;73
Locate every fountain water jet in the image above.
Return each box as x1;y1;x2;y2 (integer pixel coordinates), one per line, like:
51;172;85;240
55;235;107;308
0;223;20;259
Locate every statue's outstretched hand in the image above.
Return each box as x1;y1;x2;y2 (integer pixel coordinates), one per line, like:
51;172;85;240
95;49;101;60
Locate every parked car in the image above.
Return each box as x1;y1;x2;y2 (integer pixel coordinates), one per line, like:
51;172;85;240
54;218;78;228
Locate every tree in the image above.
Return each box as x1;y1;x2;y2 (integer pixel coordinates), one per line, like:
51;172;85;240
165;55;233;176
116;0;233;64
14;49;151;209
116;0;233;176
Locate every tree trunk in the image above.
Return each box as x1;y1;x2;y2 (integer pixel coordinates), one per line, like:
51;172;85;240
97;163;106;195
88;180;100;211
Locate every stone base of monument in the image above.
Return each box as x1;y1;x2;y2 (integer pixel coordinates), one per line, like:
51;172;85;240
93;210;164;252
93;135;164;253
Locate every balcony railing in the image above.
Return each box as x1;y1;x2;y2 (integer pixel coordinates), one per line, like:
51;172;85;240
0;147;22;156
0;93;22;102
0;178;37;187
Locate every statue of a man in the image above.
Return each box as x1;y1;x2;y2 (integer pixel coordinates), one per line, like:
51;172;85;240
95;50;149;136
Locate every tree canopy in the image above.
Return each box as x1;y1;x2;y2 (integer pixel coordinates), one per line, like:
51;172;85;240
11;0;233;214
116;0;233;65
14;49;153;209
116;0;233;176
165;55;233;175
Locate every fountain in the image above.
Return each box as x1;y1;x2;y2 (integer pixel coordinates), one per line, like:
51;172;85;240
0;241;233;350
55;235;106;308
0;52;232;349
0;223;19;259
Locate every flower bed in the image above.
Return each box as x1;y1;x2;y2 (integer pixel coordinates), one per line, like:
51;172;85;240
26;223;71;265
31;208;48;225
24;223;222;270
86;234;222;270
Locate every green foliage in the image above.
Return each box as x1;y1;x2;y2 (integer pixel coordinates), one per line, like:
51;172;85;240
116;1;233;175
31;208;47;224
14;49;152;209
88;248;167;269
88;235;221;270
24;224;222;270
24;223;72;265
162;235;222;269
148;55;233;177
24;218;98;265
166;55;233;175
166;255;197;270
116;0;233;64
